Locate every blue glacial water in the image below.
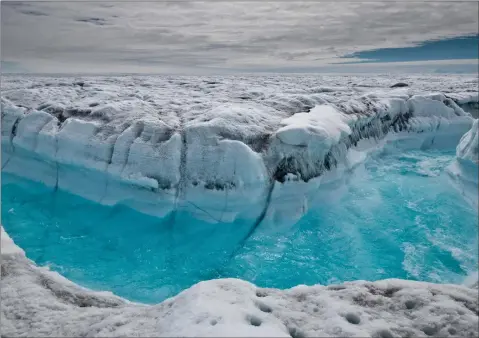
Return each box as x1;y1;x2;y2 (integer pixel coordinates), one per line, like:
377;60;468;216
2;148;478;304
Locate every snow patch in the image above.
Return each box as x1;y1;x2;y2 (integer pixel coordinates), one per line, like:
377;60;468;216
276;105;353;147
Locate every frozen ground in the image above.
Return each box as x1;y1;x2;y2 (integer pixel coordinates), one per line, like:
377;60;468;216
2;227;478;337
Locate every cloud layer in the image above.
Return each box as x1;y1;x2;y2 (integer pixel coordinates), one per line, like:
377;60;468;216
2;1;478;73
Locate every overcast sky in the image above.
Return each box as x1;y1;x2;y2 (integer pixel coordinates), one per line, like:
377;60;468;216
1;1;478;74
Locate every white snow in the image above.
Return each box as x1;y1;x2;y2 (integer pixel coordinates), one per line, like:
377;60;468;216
1;226;478;337
1;226;24;256
275;105;353;147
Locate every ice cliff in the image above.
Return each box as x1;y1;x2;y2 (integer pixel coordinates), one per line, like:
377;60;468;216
457;119;478;164
447;119;479;207
1;75;477;222
2;226;478;337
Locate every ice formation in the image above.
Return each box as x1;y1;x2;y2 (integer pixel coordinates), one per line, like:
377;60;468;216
1;75;477;222
447;119;479;207
1;75;478;336
2;226;478;337
457;119;478;164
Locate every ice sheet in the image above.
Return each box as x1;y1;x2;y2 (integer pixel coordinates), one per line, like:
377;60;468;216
1;75;477;221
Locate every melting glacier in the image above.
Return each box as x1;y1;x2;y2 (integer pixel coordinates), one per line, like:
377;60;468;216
2;145;478;304
1;74;478;305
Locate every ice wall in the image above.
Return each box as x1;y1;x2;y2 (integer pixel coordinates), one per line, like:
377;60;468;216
447;119;478;208
457;119;479;164
1;76;477;222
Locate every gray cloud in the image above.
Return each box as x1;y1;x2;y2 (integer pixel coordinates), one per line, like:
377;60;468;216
75;17;109;26
1;1;478;73
18;9;49;17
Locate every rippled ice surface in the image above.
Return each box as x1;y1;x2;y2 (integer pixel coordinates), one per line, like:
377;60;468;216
2;148;477;304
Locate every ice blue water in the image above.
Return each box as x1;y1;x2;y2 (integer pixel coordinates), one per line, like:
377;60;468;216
2;148;478;304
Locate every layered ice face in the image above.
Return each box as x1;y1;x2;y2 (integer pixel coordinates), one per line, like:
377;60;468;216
1;75;477;223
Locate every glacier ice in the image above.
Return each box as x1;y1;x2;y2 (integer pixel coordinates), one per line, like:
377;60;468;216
1;74;478;337
1;75;477;222
457;119;478;164
447;119;479;208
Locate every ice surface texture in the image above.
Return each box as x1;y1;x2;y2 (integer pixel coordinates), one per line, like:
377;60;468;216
1;75;477;222
1;227;478;337
447;120;479;208
457;119;479;164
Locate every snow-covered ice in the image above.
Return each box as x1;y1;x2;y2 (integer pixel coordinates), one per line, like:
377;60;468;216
1;74;478;336
1;74;477;221
1;226;478;337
